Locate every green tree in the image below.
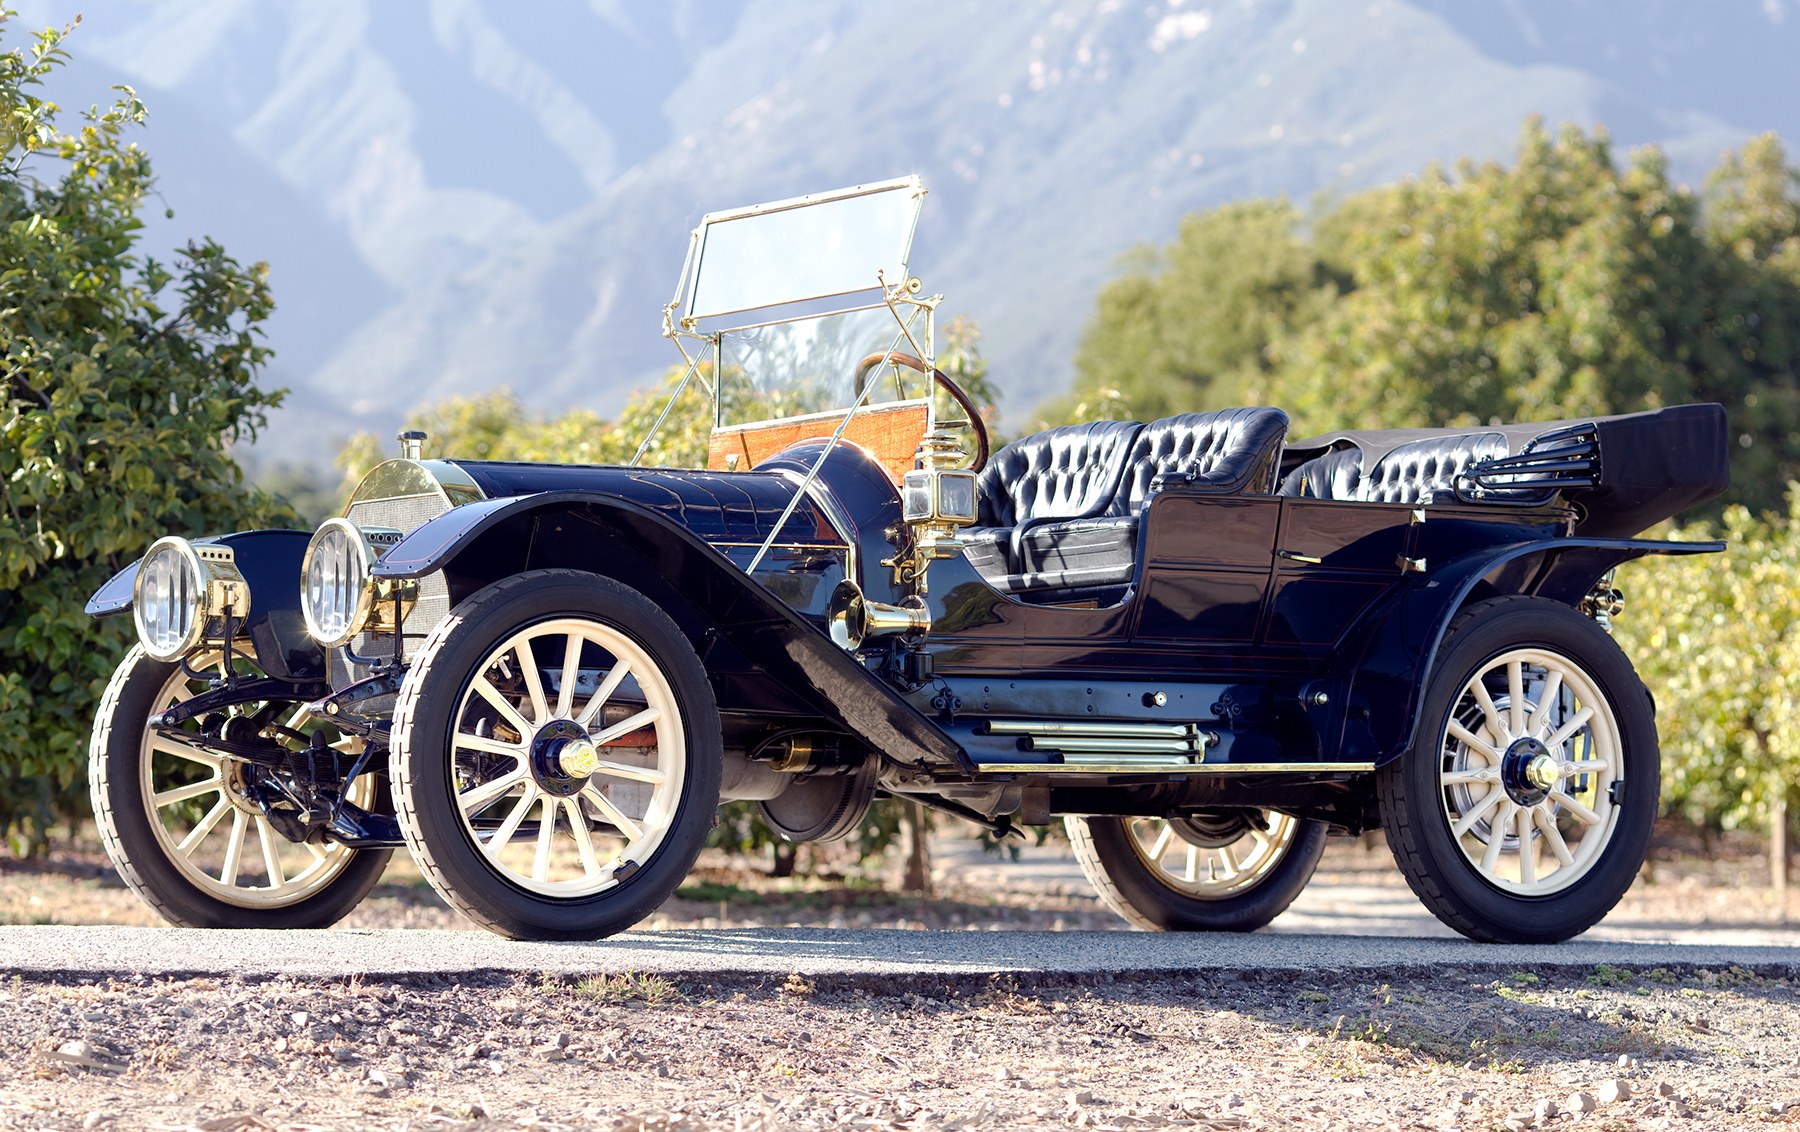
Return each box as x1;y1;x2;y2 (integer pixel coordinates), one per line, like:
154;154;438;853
1070;200;1340;419
1615;497;1800;893
1068;122;1800;514
1;14;292;849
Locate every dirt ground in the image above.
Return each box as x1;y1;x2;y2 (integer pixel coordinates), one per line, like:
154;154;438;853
2;830;1798;1130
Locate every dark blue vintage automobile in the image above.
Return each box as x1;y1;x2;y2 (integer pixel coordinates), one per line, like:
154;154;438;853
85;178;1728;942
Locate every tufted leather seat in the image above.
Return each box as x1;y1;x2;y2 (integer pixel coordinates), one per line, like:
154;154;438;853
1277;432;1509;503
972;420;1143;527
965;409;1289;599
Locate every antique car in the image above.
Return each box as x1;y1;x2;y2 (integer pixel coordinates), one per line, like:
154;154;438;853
84;177;1729;943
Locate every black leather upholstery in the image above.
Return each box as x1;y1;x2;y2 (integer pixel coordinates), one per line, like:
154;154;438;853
974;420;1142;528
966;409;1288;600
1277;432;1510;503
1108;407;1290;515
1277;447;1363;499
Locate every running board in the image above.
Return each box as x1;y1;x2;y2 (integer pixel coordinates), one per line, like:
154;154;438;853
977;759;1378;775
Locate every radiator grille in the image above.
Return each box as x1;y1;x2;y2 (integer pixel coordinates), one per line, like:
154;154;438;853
329;491;453;693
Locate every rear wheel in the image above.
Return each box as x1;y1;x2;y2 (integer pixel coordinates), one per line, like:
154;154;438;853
1067;810;1327;931
89;647;390;928
1378;596;1658;943
391;570;721;940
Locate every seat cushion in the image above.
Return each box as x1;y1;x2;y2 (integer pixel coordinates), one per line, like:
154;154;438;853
1109;407;1291;515
964;517;1138;594
1277;446;1363;499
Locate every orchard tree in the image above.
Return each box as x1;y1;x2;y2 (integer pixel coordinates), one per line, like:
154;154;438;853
1615;497;1800;894
1;15;291;848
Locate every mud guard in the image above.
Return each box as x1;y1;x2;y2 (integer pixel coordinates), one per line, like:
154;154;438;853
371;490;972;774
1328;535;1723;768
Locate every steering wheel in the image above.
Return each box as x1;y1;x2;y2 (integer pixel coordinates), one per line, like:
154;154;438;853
852;350;990;473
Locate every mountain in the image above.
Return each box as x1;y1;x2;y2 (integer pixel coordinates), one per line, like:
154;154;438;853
8;0;1794;474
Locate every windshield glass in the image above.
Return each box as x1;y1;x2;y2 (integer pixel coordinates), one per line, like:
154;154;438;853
679;178;923;324
715;304;932;427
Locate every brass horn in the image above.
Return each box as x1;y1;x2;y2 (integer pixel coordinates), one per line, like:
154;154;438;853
827;580;930;651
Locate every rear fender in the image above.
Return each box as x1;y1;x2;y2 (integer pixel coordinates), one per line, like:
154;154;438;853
372;491;971;774
84;529;323;683
1328;536;1723;767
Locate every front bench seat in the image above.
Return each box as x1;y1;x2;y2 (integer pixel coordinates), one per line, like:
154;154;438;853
962;419;1143;594
966;408;1290;598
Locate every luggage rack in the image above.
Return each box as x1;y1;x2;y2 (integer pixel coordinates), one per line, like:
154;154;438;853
1455;422;1601;504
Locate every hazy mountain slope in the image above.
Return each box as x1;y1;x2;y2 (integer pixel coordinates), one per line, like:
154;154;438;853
6;0;1791;471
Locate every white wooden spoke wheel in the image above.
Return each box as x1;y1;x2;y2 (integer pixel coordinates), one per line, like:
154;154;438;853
392;570;721;940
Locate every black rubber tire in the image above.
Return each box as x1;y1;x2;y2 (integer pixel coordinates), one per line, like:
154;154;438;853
391;570;722;940
1377;596;1659;944
1066;813;1328;931
88;647;391;929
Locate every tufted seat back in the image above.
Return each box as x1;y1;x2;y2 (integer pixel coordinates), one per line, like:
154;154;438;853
1360;432;1509;503
975;420;1143;528
1106;407;1290;516
1278;432;1510;503
1277;447;1364;500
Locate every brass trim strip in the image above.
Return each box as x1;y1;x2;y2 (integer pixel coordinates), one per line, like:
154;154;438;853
977;761;1378;776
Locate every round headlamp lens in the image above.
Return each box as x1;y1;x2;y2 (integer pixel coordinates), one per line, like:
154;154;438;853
302;519;372;648
133;539;201;661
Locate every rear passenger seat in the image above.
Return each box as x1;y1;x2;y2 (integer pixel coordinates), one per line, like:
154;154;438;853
964;407;1289;598
1277;432;1509;503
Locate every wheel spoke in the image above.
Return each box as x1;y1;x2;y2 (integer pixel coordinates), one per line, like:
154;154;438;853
471;676;533;738
458;767;530;816
591;759;667;786
1471;680;1504;741
256;817;287;888
483;787;540;856
1526;670;1564;737
1549;789;1603;827
1447;719;1499;761
565;798;603;879
177;797;233;856
1479;802;1516;875
533;795;558;883
1506;661;1526;737
1536;807;1576;867
453;731;528;760
1183;844;1199;883
581;786;643;841
516;642;551;726
591;707;660;747
220;810;249;886
1450;786;1504;839
1441;766;1499;786
574;661;633;728
1518;814;1538;887
542;633;577;720
1212;847;1239;882
1545;707;1596;753
153;776;222;808
1146;823;1175;864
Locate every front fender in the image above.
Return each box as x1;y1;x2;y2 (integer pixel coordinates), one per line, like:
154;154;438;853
1330;535;1723;767
373;491;971;774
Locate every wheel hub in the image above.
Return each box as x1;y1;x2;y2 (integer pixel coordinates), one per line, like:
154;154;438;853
530;720;599;797
1500;737;1558;806
1171;811;1256;849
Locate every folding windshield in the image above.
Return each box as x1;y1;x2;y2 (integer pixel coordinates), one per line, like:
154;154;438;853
675;177;925;326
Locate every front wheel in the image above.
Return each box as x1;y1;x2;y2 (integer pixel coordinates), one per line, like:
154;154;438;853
391;570;722;940
1378;596;1658;943
89;647;391;928
1067;810;1327;931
